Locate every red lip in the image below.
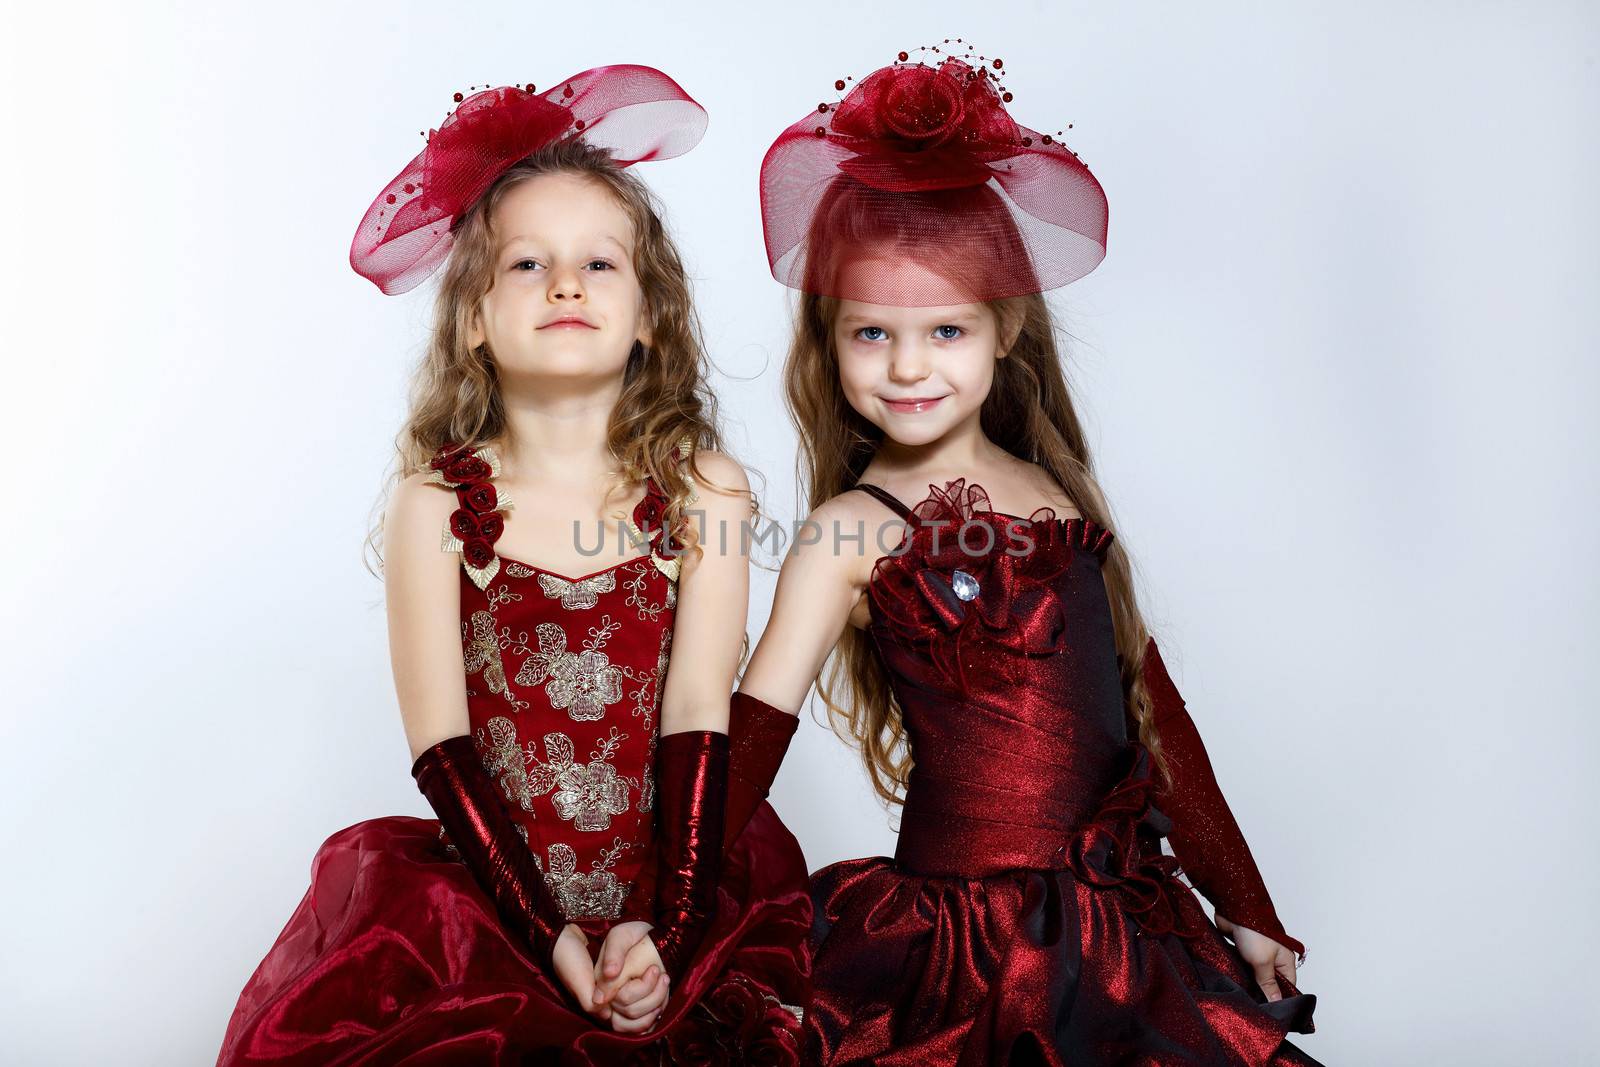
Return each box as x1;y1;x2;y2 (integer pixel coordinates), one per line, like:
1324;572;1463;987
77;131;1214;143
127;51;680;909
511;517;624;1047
538;316;598;330
881;395;948;412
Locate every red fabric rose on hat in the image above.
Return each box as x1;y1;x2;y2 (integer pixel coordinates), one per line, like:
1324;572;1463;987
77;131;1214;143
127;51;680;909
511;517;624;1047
832;58;1020;192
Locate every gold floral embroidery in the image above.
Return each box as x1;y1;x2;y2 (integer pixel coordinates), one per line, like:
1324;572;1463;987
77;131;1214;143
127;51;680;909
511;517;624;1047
486;582;524;613
653;618;672;689
621;560;675;622
537;570;617;611
525;727;632;831
505;562;537;579
531;839;633;921
638;757;656;813
475;716;545;812
513;618;625;722
462;611;527;711
617;621;673;742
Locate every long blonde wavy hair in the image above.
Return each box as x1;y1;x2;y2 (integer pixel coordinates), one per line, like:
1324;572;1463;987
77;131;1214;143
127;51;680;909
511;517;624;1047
785;179;1165;805
365;139;731;575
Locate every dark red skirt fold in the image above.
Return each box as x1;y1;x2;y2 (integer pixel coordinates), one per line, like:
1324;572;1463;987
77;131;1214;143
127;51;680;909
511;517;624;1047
803;857;1318;1067
219;804;810;1066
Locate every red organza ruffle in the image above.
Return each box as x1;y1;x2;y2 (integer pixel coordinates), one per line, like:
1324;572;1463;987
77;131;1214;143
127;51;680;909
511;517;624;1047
353;66;707;295
760;56;1110;306
866;478;1110;695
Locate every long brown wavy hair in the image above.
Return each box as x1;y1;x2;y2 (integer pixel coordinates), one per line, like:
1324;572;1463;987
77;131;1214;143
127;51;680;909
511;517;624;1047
785;178;1165;805
365;139;736;577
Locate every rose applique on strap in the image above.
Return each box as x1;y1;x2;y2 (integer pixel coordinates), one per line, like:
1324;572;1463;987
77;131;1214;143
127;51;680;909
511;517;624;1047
427;442;516;590
622;434;696;584
431;436;691;589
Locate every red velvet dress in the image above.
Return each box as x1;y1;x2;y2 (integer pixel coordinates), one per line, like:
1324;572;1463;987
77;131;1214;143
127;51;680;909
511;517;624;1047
218;446;810;1065
805;480;1319;1066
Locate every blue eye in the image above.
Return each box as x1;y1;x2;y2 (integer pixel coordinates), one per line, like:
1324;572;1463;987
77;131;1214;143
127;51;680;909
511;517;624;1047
584;259;614;271
855;326;887;342
934;325;964;340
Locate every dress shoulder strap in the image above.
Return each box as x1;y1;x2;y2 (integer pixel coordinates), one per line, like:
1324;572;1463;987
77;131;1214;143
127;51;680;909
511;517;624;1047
425;441;512;591
849;482;915;522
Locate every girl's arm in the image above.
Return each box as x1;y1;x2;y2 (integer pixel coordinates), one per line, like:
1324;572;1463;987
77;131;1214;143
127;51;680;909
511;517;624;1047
1142;637;1306;960
385;472;476;761
656;450;755;735
733;493;875;726
719;497;869;844
596;486;862;1018
644;452;753;976
383;473;581;986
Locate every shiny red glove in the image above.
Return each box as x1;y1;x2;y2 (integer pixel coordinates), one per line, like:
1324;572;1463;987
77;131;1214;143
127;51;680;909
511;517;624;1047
649;729;729;975
1143;638;1306;959
411;734;567;973
726;690;800;847
618;698;796;923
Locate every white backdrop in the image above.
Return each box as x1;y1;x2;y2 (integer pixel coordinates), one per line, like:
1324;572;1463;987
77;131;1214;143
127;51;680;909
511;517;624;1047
3;2;1596;1063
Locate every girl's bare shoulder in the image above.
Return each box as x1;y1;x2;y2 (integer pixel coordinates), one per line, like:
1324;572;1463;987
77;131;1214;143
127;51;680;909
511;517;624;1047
798;489;907;554
386;469;458;553
1000;458;1083;518
682;447;749;494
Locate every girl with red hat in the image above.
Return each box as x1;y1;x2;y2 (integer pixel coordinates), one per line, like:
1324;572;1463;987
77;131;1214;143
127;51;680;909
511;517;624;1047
217;67;809;1065
729;44;1323;1065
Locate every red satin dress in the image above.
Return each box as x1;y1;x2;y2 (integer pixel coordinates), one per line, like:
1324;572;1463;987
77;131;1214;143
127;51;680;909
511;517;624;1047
805;480;1319;1066
218;446;810;1066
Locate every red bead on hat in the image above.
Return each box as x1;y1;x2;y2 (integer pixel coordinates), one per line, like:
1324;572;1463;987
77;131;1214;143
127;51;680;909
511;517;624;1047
352;64;707;295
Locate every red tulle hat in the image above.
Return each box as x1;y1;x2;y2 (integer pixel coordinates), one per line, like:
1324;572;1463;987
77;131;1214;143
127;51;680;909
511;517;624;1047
352;64;708;295
759;42;1109;306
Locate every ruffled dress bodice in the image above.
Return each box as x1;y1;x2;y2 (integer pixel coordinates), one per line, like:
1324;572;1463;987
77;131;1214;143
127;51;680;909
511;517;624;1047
860;479;1129;878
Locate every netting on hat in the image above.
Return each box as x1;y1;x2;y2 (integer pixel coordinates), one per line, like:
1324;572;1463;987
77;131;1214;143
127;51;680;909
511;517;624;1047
353;65;708;295
760;56;1107;306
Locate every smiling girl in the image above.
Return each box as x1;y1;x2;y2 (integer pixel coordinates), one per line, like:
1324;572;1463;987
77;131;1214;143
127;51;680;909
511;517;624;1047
727;48;1322;1065
216;68;808;1065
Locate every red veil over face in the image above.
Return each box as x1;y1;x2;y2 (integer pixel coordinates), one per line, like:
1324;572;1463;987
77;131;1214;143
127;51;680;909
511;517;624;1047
352;65;707;295
760;56;1108;306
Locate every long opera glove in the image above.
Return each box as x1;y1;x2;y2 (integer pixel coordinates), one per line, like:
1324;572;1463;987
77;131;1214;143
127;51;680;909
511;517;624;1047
725;690;800;848
1143;638;1307;960
617;698;796;924
411;734;568;973
649;729;730;976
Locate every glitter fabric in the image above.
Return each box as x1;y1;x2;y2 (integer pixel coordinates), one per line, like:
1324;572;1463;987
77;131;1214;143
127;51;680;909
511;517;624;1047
800;478;1319;1065
1144;638;1307;960
727;691;800;847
